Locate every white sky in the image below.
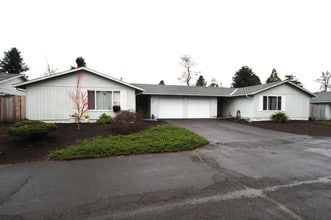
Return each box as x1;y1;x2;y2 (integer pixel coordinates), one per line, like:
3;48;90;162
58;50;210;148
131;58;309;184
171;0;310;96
1;0;330;91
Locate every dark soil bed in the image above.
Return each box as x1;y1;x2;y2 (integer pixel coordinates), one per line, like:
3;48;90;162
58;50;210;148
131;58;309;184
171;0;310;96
242;120;331;136
0;121;160;165
1;120;330;165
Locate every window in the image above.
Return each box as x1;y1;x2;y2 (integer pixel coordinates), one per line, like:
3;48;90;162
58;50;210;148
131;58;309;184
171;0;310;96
263;96;282;110
87;90;120;110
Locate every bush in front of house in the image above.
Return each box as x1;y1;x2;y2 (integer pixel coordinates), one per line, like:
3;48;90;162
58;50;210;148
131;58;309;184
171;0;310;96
271;112;289;123
8;120;56;138
112;111;144;134
96;113;113;125
49;124;208;160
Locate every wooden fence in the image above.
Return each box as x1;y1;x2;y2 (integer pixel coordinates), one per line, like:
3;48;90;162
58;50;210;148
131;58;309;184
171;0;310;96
0;96;26;123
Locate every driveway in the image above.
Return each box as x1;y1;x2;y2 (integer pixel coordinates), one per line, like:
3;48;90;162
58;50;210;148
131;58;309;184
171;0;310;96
0;120;330;219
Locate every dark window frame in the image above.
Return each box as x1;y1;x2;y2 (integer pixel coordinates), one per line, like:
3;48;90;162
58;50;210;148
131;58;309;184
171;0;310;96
87;90;120;111
262;96;282;111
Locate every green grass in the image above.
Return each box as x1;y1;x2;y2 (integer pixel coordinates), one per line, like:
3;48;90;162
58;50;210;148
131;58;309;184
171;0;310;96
49;124;207;160
318;120;331;127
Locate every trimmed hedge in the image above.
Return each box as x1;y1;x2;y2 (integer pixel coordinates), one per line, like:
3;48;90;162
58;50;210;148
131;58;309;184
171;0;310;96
8;120;56;137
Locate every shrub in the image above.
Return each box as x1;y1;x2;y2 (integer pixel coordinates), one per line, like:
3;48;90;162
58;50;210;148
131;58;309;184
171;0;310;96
271;112;289;123
8;120;56;138
96;113;113;125
49;124;208;160
112;111;144;134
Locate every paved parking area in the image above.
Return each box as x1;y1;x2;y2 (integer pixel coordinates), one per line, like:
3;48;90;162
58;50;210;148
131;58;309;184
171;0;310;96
0;120;330;219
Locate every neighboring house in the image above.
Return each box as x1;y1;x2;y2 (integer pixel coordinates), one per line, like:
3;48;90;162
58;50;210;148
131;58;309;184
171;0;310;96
15;68;142;122
15;67;315;122
0;73;27;96
134;81;314;121
310;91;331;120
0;73;27;122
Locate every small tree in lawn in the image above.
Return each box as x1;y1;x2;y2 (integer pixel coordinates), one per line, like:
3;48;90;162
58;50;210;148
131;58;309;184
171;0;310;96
69;71;88;131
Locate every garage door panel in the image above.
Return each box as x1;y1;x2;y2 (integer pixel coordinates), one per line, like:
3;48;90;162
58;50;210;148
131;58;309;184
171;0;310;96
158;98;184;118
187;98;210;118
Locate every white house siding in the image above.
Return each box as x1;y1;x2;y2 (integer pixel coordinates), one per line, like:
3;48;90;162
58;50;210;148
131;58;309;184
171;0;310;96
221;97;253;120
252;84;311;121
0;77;26;96
150;96;217;119
25;71;136;122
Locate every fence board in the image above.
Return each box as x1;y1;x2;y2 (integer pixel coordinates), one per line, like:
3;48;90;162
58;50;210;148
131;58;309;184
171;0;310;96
0;96;26;123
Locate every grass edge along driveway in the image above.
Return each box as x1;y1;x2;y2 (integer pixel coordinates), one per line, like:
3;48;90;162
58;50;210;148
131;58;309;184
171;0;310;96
49;124;207;160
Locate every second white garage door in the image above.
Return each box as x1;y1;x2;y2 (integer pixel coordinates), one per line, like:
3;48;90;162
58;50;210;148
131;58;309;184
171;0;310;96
156;97;212;119
187;98;210;118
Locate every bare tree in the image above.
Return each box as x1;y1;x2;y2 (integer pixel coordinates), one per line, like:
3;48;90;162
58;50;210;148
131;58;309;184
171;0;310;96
316;71;331;92
178;55;197;86
44;58;57;76
69;71;88;131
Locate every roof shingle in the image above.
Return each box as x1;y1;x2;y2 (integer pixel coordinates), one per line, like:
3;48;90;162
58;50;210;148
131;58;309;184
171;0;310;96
311;91;331;103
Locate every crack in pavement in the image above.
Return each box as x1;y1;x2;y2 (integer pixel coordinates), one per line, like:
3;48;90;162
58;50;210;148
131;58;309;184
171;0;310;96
92;176;331;219
0;176;31;206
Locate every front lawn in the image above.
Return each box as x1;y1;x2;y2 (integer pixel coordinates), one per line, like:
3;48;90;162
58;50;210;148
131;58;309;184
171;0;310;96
49;124;207;160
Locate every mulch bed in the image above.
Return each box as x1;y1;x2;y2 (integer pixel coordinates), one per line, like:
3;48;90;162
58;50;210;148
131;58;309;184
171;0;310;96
0;121;160;165
240;120;331;136
1;120;330;165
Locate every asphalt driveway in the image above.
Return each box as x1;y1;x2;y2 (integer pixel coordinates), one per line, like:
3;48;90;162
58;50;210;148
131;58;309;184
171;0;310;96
0;120;330;219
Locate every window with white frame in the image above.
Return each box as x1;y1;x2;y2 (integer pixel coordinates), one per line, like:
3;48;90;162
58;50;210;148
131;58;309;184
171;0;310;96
263;96;282;110
87;90;120;110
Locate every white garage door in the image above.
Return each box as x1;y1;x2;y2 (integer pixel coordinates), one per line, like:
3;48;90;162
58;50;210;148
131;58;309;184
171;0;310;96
187;98;210;118
157;97;211;119
158;97;184;118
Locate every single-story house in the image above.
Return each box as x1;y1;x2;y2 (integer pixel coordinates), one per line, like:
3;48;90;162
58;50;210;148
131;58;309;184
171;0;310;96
310;91;331;120
134;81;314;121
15;67;315;122
15;68;142;122
0;73;27;96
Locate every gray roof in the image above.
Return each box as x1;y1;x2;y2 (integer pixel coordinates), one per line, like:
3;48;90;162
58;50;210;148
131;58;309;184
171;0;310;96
15;67;142;91
134;81;315;98
311;91;331;103
132;84;235;97
0;73;25;83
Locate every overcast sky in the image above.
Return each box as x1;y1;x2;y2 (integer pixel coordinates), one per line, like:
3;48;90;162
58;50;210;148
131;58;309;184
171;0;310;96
1;0;330;91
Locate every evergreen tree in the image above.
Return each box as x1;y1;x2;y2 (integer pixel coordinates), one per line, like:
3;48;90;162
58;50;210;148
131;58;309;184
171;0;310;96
71;56;87;69
285;74;303;87
76;57;86;67
159;80;165;85
196;75;207;86
266;68;281;83
0;47;29;73
232;66;261;88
